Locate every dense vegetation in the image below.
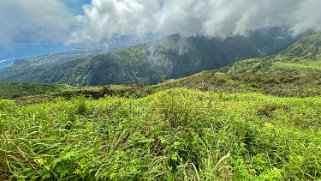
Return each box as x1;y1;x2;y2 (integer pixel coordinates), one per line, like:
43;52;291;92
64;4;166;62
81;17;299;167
0;28;297;86
1;89;321;180
0;32;321;180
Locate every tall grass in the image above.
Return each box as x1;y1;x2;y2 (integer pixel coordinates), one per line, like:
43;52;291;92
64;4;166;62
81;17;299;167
1;89;321;180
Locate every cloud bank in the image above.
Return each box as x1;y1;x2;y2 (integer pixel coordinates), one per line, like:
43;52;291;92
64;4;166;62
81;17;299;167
1;0;321;45
69;0;321;43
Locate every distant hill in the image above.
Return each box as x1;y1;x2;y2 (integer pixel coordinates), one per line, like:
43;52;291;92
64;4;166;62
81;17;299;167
0;27;298;86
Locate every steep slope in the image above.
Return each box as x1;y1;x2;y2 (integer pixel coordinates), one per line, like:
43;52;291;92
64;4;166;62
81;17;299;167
0;27;298;85
156;32;321;97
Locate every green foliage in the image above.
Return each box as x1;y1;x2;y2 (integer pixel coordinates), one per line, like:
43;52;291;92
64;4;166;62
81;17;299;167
1;89;321;180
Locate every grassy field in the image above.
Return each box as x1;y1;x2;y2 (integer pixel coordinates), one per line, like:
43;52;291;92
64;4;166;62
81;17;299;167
1;88;321;180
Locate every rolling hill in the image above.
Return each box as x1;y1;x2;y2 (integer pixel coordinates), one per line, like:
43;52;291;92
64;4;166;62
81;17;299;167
0;27;298;86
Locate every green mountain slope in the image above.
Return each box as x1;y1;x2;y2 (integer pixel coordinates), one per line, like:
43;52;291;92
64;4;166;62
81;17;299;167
156;32;321;97
0;28;298;86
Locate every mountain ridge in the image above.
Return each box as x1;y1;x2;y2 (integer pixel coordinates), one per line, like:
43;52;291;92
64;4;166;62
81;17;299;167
0;27;299;86
1;32;320;103
154;32;321;97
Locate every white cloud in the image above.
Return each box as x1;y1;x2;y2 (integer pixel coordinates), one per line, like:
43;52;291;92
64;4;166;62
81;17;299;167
70;0;321;43
1;0;321;45
0;0;74;46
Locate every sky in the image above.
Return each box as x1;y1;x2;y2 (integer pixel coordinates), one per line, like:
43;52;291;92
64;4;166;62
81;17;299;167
1;0;321;50
0;0;91;59
64;0;92;15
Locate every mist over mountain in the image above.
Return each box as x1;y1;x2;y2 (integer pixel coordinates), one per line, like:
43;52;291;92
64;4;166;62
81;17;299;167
71;0;321;43
158;32;321;97
0;27;299;85
0;0;319;75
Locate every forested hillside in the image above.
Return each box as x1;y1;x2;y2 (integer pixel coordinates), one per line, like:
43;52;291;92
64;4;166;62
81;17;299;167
0;28;297;86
